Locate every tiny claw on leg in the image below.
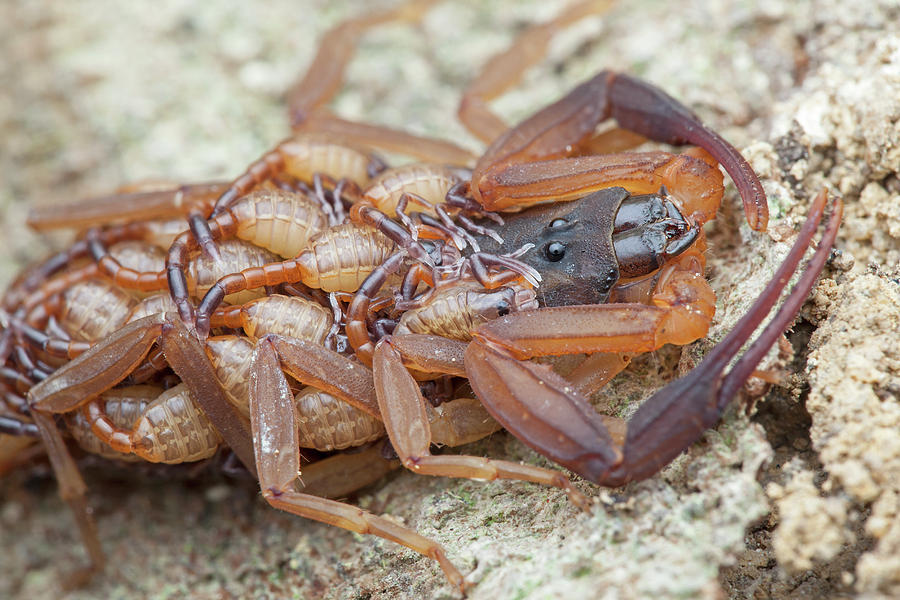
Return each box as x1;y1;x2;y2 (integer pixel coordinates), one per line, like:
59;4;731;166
188;211;221;261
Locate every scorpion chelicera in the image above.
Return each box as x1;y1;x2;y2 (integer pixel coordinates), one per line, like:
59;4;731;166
2;0;842;593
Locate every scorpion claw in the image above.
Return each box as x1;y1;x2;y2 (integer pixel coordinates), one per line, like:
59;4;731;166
603;190;840;485
188;212;221;262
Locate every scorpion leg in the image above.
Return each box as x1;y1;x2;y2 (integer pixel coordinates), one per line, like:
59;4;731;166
459;0;613;144
565;351;634;400
31;411;104;588
208;0;443;219
473;69;768;230
26;181;225;232
28;314;167;413
87;227;169;294
159;315;256;475
286;0;437;126
465;191;839;485
0;413;39;437
263;335;380;418
250;337;466;592
288;0;475;164
2;240;92;311
0;433;41;477
385;334;625;445
298;110;476;166
372;337;590;510
582;127;648;154
28;313;256;476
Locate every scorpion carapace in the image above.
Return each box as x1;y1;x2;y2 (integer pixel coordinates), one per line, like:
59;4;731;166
472;186;698;307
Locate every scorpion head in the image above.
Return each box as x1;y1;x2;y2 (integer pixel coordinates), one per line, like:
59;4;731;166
474;186;699;308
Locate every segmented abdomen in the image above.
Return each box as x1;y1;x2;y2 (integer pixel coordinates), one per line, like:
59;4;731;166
363;163;462;217
59;280;136;342
65;386;154;461
230;189;329;259
296;223;395;292
295;387;384;451
131;383;222;464
281;134;373;185
187;239;280;304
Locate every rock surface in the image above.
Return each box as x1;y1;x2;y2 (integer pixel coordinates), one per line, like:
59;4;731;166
1;1;898;598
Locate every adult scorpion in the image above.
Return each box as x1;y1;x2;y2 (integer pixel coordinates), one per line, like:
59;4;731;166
2;0;842;594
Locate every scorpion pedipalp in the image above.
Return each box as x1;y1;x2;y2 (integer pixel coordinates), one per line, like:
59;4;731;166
466;190;840;486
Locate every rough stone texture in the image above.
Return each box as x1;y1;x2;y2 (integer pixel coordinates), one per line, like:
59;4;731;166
1;1;899;599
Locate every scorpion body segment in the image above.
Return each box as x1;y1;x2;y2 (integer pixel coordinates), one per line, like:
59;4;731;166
194;224;394;338
295;387;385;451
203;296;337;423
205;335;254;419
211;189;329;259
126;293;179;325
360;163;466;218
292;223;395;293
81;382;221;464
64;387;152;462
235;294;333;344
107;241;167;279
186;239;281;304
394;281;538;342
58;280;137;342
212;135;378;216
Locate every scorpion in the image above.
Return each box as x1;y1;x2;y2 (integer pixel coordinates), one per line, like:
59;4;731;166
1;0;842;594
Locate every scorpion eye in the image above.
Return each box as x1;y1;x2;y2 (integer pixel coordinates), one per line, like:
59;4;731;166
544;241;567;262
549;218;568;229
496;300;511;317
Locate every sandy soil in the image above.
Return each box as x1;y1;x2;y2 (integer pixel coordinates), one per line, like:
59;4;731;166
1;1;898;598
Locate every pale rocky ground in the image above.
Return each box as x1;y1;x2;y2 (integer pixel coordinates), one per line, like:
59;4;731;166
1;1;899;599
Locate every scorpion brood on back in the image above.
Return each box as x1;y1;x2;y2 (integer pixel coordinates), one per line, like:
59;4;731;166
1;1;842;595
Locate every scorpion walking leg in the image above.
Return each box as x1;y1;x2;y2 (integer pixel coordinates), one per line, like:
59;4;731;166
298;111;476;166
286;0;437;126
32;411;104;587
26;181;224;233
28;314;257;476
250;338;465;592
207;0;443;222
264;335;380;418
2;240;91;311
288;0;475;164
0;413;39;437
459;0;613;144
582;127;648;154
566;352;634;399
159;316;256;475
372;338;590;510
0;433;41;477
87;228;169;294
